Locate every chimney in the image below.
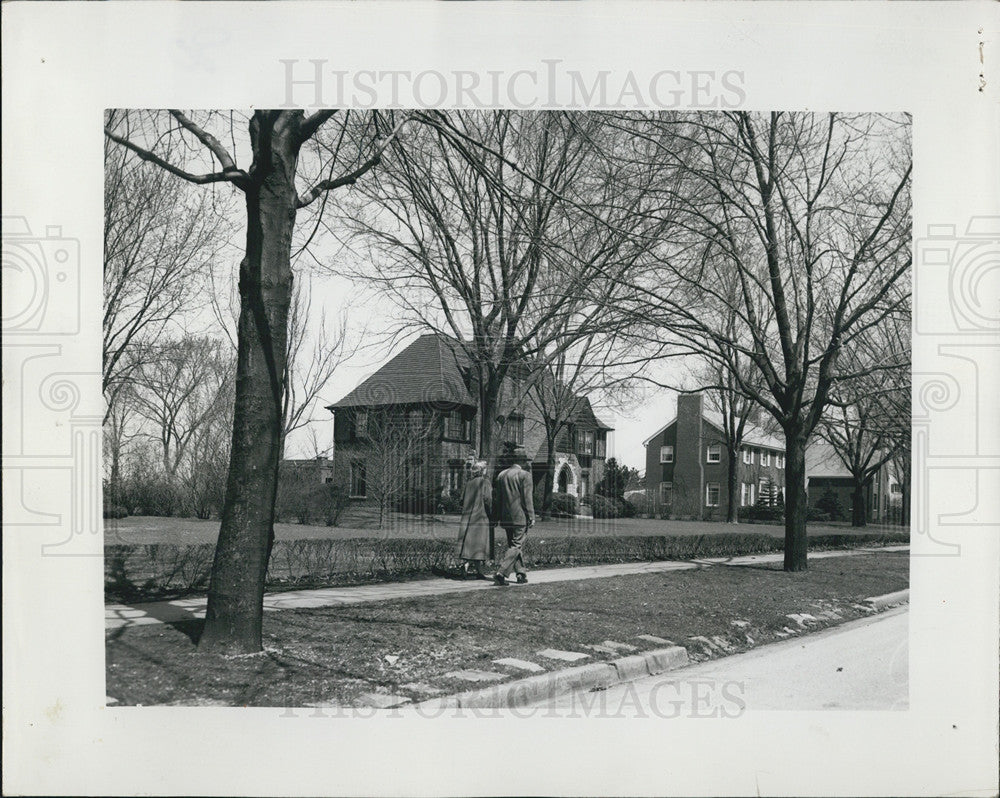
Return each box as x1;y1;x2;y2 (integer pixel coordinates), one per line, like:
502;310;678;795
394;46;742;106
673;393;704;519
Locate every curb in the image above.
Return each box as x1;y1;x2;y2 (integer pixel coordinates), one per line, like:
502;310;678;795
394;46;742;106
414;646;689;710
863;588;909;610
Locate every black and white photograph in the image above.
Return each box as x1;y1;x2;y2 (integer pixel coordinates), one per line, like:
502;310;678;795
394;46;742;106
3;3;998;796
102;108;912;712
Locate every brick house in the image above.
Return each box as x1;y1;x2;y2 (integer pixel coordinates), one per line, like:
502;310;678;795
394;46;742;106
327;333;612;509
805;442;900;523
643;393;786;520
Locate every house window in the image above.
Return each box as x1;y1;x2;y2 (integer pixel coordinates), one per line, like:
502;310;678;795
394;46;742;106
748;482;755;506
759;479;770;505
660;445;674;464
742;448;752;465
776;453;785;469
354;410;368;439
407;408;425;431
325;477;334;484
595;433;606;458
740;482;748;507
579;430;594;456
705;482;720;507
706;444;721;463
445;411;468;441
350;461;367;498
659;482;673;505
760;451;770;467
890;483;903;495
505;415;525;445
447;463;464;493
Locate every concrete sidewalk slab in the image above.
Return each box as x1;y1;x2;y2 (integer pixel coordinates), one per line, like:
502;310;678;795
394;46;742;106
106;545;909;630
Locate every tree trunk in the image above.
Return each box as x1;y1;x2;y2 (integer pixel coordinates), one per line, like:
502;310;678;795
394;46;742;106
541;426;558;518
199;118;299;654
726;446;739;523
479;377;500;473
783;433;809;572
851;478;868;527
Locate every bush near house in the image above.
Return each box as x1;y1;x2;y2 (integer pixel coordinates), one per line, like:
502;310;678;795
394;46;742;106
816;490;848;522
275;481;350;527
547;493;579;518
591;495;639;519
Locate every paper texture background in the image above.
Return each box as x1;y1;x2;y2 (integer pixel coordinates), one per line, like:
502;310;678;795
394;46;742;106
3;2;998;795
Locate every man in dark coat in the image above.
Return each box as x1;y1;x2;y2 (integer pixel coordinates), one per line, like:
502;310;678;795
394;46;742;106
492;447;535;586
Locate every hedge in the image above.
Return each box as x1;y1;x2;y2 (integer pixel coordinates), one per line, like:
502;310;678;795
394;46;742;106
105;530;909;602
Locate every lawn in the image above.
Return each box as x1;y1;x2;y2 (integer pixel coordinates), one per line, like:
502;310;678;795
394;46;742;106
104;510;890;547
105;549;908;707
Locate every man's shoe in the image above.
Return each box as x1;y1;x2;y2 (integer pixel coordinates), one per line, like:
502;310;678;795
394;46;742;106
493;573;508;586
515;574;528;584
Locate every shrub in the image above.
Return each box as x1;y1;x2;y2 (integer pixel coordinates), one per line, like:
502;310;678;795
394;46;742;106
103;504;129;519
816;490;848;522
625;492;651;517
105;529;911;602
547;492;579;518
591;495;638;519
741;505;784;524
126;476;180;517
439;489;463;514
807;507;832;523
395;487;439;515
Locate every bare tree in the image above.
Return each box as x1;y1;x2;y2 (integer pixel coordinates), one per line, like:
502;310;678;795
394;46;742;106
353;408;437;529
611;112;911;570
344;111;653;466
820;302;910;526
281;275;359;455
103;120;234;420
105;109;407;653
130;336;235;489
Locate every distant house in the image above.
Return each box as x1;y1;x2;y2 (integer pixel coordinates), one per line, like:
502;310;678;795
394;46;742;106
327;332;612;508
280;456;334;485
643;393;786;520
805;442;899;523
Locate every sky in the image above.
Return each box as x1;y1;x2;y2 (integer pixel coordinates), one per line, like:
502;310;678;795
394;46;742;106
279;270;680;473
127;109;683;473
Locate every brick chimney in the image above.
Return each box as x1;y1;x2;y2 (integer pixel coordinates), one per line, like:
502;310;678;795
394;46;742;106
673;393;704;519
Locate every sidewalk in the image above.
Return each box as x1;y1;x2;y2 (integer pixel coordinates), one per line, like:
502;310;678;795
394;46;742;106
105;545;908;631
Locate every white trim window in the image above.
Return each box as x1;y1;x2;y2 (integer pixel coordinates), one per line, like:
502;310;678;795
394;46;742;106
749;482;756;506
776;453;785;469
742;448;752;465
705;482;720;507
761;450;770;467
706;444;721;463
660;445;674;463
659;482;673;505
740;482;749;507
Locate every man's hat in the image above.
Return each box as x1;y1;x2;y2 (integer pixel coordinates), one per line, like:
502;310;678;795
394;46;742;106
510;446;530;462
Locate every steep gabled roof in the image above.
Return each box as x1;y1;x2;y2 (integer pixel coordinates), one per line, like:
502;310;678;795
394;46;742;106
642;412;785;450
327;333;476;410
805;442;852;479
573;396;615;431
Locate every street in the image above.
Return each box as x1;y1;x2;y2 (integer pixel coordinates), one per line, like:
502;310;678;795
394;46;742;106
530;606;908;715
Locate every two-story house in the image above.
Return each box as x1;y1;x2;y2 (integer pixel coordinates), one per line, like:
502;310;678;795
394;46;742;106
327;332;612;509
805;442;900;524
643;393;786;520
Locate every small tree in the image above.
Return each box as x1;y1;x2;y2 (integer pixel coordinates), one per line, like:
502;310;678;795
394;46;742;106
360;408;438;529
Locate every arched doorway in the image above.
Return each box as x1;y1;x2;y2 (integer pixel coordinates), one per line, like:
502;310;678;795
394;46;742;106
557;467;569;493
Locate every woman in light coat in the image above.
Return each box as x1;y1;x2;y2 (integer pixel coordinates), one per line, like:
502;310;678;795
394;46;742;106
455;460;492;579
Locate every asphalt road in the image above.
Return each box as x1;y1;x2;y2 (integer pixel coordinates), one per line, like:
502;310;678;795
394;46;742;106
531;606;908;715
